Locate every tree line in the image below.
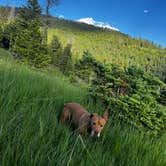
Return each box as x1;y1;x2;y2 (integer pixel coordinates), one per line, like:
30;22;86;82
0;0;72;73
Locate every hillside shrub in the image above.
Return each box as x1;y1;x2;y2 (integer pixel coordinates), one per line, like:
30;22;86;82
75;52;166;135
58;43;73;74
0;25;3;48
49;35;63;66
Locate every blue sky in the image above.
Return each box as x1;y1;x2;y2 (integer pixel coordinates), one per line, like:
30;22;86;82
1;0;166;47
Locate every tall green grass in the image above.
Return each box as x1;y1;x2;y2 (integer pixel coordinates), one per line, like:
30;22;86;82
0;52;166;166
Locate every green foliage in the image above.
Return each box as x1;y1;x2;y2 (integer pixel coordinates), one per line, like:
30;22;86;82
18;0;42;21
75;52;166;135
0;19;28;49
0;51;166;165
49;37;73;73
49;35;63;66
0;48;13;61
0;4;48;68
71;51;97;84
0;1;42;49
0;25;3;48
12;20;50;68
47;18;166;81
58;43;73;74
0;6;10;22
158;90;166;106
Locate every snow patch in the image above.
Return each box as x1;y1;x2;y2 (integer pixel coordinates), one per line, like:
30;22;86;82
77;17;119;31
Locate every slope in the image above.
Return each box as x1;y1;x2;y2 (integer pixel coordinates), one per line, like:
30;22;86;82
0;48;166;165
47;17;166;81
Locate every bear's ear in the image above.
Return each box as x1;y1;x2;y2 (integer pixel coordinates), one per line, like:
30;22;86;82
103;111;109;121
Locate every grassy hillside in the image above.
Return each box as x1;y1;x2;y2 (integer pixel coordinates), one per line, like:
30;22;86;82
0;49;166;165
0;6;165;80
47;17;166;81
0;6;166;164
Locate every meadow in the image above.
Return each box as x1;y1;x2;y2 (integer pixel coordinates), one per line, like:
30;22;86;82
0;49;166;166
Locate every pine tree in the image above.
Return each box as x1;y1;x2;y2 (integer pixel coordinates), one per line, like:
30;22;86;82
0;25;3;48
18;0;42;21
0;19;28;49
49;35;62;66
12;20;51;68
59;43;73;74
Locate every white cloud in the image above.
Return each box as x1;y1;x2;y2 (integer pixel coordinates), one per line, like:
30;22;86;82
144;10;149;14
77;17;119;31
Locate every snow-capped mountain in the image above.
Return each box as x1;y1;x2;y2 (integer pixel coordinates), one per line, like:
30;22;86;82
77;17;119;31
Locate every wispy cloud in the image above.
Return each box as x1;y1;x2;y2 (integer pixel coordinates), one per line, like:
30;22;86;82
144;10;149;14
77;17;119;31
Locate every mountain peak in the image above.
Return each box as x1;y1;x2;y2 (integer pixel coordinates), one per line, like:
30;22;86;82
77;17;119;31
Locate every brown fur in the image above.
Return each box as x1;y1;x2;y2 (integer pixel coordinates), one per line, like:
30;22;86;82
60;102;109;137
